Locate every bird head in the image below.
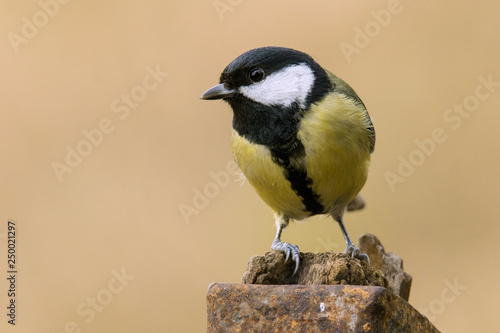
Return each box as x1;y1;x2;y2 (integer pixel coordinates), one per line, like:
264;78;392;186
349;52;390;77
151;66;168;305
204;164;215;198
201;47;332;110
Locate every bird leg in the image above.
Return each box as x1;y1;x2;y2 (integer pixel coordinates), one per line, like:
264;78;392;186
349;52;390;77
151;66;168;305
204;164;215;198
336;216;370;265
271;215;300;274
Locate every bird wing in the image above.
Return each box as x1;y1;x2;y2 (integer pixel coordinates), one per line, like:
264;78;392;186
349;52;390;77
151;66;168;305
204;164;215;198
325;71;376;153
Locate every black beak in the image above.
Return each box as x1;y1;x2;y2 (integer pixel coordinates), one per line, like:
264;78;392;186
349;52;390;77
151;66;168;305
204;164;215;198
201;84;234;100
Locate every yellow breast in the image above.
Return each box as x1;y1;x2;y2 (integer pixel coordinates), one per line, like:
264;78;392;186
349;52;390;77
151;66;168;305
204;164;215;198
231;130;310;219
231;92;372;220
299;93;371;217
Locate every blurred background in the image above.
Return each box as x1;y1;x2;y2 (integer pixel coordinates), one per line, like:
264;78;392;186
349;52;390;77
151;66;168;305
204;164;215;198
1;0;499;332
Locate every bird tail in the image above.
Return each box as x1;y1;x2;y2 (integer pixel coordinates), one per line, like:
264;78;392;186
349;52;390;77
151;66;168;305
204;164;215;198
346;194;365;212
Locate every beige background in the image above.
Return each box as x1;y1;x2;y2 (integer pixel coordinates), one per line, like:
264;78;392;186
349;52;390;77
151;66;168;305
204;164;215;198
1;0;499;332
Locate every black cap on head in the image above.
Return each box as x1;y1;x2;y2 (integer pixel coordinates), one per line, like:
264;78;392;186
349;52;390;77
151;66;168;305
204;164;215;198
219;47;332;107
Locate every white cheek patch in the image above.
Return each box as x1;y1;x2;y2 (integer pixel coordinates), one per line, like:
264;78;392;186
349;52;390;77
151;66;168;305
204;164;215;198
238;63;315;109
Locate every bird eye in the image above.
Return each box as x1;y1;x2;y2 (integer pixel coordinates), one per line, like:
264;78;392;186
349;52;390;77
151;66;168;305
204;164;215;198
249;68;265;82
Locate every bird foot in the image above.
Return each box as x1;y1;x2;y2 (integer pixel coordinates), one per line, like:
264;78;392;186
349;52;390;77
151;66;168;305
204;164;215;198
345;244;370;265
271;239;300;274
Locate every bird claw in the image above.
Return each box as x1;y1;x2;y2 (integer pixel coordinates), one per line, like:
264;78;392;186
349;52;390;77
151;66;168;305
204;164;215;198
271;240;300;274
345;244;370;265
284;247;290;262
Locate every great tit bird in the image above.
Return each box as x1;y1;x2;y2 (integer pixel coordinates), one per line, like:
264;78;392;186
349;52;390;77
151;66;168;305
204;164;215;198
201;47;375;273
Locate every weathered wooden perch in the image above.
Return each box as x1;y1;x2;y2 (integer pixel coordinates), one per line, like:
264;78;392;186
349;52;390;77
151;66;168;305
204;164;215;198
241;251;387;289
207;234;439;332
359;233;413;301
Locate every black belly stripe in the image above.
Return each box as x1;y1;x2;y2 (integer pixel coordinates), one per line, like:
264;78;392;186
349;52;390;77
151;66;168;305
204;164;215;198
270;141;324;215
